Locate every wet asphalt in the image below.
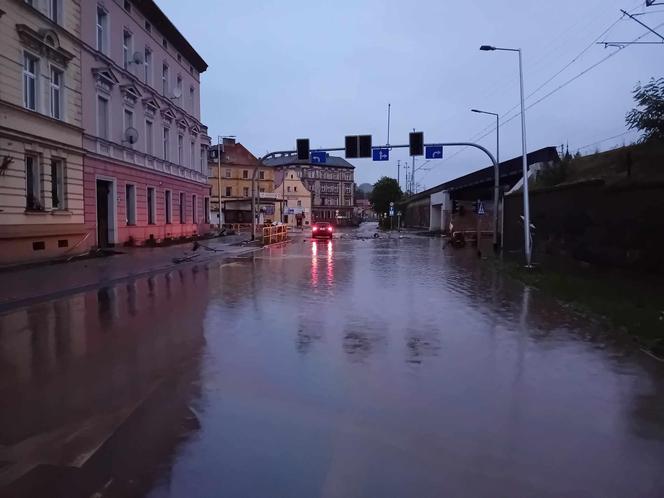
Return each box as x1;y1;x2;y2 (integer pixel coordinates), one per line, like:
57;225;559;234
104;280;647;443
1;224;663;497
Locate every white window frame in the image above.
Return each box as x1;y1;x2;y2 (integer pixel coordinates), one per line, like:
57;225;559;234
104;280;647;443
190;140;195;169
225;168;231;178
145;119;153;156
49;0;61;24
189;86;195;112
50;158;66;210
96;5;108;54
25;154;42;210
176;75;182;105
161;63;169;96
23;51;39;111
123;29;133;70
163;127;170;160
147;186;156;225
125;183;136;225
144;47;152;85
200;146;206;172
177;134;183;165
49;65;63;120
97;94;110;140
165;189;172;224
123;108;134;147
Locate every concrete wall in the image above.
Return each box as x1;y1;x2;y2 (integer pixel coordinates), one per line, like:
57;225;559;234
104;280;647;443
504;180;664;273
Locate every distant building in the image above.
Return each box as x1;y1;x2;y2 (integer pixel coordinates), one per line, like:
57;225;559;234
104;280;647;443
208;139;280;225
265;153;355;224
274;167;312;228
354;198;375;221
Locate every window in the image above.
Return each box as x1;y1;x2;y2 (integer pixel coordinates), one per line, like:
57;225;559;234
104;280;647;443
200;146;206;171
145;20;151;32
294;186;298;192
243;187;249;197
189;64;193;74
97;96;109;139
287;186;291;192
162;64;169;95
259;188;265;193
297;200;302;207
242;170;248;179
162;127;169;160
162;38;167;50
50;67;63;119
147;187;156;224
189;87;195;111
165;190;172;224
123;30;132;69
145;120;153;155
225;169;231;178
124;109;134;147
23;53;38;111
50;159;65;209
176;76;182;105
192;194;197;223
123;0;131;12
225;186;232;197
204;197;210;223
259;171;265;180
190;140;195;168
96;7;107;53
25;156;42;210
177;134;183;164
144;47;152;84
179;192;185;223
177;53;182;63
125;184;136;225
49;0;59;23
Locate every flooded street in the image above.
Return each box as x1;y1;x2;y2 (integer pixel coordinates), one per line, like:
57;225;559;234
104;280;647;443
1;226;663;497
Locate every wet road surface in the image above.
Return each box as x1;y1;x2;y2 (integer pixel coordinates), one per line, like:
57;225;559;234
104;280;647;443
1;225;663;497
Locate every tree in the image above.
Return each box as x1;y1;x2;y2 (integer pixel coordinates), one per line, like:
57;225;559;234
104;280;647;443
369;177;402;215
626;77;664;142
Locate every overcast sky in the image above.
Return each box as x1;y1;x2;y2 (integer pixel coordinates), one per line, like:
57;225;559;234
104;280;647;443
159;0;661;189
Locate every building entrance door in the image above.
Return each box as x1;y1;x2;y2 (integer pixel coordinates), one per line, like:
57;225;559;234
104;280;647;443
96;180;112;247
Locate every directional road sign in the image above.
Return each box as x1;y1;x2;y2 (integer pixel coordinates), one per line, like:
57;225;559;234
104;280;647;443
372;148;389;161
425;145;444;159
310;151;327;163
389;207;395;216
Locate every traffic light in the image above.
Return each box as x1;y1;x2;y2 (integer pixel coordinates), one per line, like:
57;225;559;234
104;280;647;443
296;138;309;161
359;135;372;158
409;131;424;156
345;135;358;158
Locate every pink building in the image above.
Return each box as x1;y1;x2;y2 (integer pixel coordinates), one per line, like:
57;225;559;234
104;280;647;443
81;0;211;247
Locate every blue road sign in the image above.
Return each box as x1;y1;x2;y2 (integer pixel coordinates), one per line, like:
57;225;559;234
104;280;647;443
425;145;444;159
477;200;486;215
389;207;395;216
310;151;327;163
372;148;389;161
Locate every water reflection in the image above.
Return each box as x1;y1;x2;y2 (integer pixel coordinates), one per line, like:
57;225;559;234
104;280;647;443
0;266;210;497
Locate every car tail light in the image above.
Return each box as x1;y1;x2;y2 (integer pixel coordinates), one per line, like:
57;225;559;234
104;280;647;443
312;226;318;231
327;227;333;232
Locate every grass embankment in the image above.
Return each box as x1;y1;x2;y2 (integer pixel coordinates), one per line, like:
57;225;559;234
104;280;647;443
494;257;664;354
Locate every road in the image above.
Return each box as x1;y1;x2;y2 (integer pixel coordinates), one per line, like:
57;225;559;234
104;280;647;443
1;225;663;497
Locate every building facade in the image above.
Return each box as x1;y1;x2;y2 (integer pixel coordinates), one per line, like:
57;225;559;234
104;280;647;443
265;153;355;224
208;139;276;224
274;167;312;228
0;0;85;265
80;0;211;247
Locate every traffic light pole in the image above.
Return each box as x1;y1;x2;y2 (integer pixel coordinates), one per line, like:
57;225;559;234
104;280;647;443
251;142;499;244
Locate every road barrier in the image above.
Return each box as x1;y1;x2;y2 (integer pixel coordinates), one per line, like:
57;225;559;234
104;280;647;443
261;225;289;246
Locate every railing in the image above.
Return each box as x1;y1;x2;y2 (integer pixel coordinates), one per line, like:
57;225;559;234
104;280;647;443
223;223;252;233
261;224;289;246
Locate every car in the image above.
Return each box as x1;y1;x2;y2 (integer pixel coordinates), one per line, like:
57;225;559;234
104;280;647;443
311;222;333;238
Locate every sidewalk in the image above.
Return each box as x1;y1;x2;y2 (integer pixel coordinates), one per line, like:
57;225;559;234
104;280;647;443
0;235;261;312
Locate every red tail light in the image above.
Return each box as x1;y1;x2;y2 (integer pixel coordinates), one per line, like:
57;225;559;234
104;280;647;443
312;226;318;231
327;227;333;232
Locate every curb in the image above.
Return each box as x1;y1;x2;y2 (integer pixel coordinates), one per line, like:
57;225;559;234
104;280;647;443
0;246;263;315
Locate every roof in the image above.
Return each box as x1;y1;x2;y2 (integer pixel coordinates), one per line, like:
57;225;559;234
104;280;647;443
263;153;355;169
209;142;258;167
133;0;207;73
404;146;560;203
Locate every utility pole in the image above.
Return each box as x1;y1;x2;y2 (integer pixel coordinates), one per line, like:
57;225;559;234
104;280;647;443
397;159;400;189
217;136;222;229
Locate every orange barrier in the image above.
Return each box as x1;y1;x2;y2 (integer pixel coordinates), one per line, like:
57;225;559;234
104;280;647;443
261;225;289;246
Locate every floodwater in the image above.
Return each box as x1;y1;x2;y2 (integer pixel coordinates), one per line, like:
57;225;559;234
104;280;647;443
1;225;663;497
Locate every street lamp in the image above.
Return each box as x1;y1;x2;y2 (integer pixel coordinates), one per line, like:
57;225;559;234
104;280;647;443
471;109;500;251
480;44;532;266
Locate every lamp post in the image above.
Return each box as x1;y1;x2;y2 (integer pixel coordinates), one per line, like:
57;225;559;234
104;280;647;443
471;109;500;250
480;45;532;266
